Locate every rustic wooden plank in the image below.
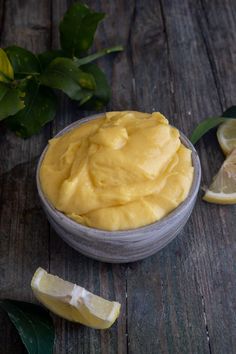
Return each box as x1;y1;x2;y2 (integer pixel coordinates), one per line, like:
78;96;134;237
198;0;236;109
161;0;236;352
0;1;51;353
0;0;5;36
48;1;134;353
92;0;137;110
0;1;235;354
189;1;236;352
126;0;227;353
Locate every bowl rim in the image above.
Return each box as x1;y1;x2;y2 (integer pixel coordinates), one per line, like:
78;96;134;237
36;113;201;238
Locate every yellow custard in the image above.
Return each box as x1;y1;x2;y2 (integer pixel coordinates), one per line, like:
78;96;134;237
40;111;194;231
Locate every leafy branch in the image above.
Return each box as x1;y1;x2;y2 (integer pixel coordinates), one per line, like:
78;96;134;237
0;2;123;138
190;106;236;144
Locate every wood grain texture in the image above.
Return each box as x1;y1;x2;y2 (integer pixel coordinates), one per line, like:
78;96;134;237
126;1;212;353
0;1;51;353
126;0;236;353
48;1;130;353
0;0;236;353
190;1;236;352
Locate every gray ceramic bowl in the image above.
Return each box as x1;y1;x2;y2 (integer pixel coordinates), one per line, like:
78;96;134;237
36;114;201;263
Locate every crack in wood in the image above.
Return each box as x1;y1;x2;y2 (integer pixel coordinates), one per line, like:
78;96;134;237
192;265;212;354
159;0;177;117
125;269;129;354
0;0;6;41
197;0;225;110
201;295;212;354
127;0;137;106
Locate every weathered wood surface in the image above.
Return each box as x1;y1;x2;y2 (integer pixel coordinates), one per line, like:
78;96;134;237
0;1;235;353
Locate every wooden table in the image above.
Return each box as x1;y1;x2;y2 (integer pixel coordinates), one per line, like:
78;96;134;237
1;1;236;353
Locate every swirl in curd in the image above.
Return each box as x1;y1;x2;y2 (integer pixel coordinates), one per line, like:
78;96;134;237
40;111;194;231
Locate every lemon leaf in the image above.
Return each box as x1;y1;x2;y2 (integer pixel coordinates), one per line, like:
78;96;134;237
79;63;111;109
5;78;56;138
0;81;8;100
190;117;226;144
39;57;95;104
5;46;41;78
0;48;14;82
0;299;54;354
0;82;25;120
38;49;65;70
190;106;236;145
59;2;105;57
222;106;236;118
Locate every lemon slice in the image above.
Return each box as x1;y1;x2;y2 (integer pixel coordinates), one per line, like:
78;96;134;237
203;148;236;204
31;267;121;329
217;119;236;155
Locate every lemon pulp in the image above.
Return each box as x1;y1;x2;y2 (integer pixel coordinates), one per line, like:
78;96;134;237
203;148;236;204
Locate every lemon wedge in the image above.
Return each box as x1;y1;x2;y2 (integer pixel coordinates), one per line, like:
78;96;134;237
203;148;236;204
31;267;121;329
217;119;236;155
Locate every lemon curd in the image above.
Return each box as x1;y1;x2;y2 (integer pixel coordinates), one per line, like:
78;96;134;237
40;111;194;231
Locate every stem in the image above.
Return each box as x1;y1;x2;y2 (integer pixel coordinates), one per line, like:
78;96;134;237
74;45;124;66
15;72;40;76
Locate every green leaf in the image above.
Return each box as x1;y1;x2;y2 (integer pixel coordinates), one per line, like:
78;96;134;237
5;46;40;78
38;50;65;70
222;105;236;118
0;81;9;100
5;78;57;138
74;46;124;66
0;82;25;120
0;299;54;354
0;48;14;82
80;63;110;109
59;2;105;57
39;57;95;103
190;106;236;145
190;117;227;145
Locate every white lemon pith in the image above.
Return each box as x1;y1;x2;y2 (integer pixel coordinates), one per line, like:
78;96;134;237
203;148;236;204
217;119;236;155
31;267;121;329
